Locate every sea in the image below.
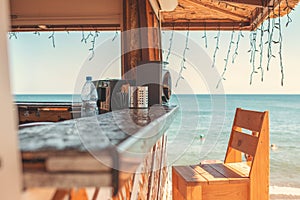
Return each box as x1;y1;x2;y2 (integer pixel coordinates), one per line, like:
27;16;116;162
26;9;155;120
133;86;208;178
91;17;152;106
15;94;300;194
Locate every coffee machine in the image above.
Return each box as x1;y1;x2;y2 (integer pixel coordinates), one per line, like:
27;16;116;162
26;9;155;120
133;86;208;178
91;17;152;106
93;79;134;113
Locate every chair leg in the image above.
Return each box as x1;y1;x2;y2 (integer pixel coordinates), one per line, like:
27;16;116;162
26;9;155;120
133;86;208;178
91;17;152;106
70;188;88;200
51;189;70;200
92;188;100;200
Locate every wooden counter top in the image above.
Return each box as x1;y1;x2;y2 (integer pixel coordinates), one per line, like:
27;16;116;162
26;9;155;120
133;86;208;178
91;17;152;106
19;105;178;194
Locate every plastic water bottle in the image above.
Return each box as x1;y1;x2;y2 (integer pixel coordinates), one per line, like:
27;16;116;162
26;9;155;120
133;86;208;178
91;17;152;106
81;76;98;117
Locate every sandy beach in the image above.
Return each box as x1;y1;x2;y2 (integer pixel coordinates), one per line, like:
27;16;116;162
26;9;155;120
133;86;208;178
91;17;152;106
270;186;300;200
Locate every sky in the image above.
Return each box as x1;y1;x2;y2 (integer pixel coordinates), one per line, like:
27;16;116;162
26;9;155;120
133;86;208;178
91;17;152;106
8;7;300;94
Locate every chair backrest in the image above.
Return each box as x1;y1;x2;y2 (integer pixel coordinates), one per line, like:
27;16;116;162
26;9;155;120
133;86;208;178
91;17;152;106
224;108;269;176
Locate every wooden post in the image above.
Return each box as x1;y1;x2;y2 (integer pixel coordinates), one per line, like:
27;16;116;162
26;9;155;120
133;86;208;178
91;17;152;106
0;0;22;199
121;0;162;79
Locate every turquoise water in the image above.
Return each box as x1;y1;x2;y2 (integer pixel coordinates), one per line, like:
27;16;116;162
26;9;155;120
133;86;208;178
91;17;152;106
15;94;300;187
15;94;81;103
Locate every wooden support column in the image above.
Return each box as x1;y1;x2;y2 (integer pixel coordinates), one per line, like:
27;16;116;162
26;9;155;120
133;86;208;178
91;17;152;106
0;0;22;199
121;0;162;78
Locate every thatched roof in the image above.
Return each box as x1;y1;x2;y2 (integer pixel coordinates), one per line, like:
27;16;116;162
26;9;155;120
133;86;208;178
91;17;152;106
161;0;299;30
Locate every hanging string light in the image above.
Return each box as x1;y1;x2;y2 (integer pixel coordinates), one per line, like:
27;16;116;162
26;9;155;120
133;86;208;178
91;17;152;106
232;30;244;64
266;16;275;71
89;30;100;61
33;31;40;36
175;24;190;87
48;31;55;48
202;23;208;48
249;30;258;85
81;31;93;43
65;29;69;35
284;0;294;27
217;30;235;88
211;27;220;68
258;23;264;82
165;26;175;63
112;28;119;42
278;2;284;86
9;32;18;39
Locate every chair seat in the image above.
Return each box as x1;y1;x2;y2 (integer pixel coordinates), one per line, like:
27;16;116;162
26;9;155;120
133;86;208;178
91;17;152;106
173;163;251;200
173;163;250;186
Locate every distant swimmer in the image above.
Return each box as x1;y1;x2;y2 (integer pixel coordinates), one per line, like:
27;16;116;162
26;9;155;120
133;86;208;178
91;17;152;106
200;134;205;143
271;144;278;150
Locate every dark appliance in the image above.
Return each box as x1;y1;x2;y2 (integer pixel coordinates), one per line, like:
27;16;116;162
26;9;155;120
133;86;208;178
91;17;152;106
136;61;172;105
93;79;134;113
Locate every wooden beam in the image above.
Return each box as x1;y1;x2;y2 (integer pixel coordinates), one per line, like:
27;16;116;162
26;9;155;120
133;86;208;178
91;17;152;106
11;24;120;32
121;0;162;78
23;172;112;188
162;21;251;30
218;0;271;7
0;0;22;199
186;0;250;21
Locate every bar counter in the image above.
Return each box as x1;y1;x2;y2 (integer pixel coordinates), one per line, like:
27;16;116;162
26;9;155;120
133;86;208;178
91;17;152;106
19;105;178;197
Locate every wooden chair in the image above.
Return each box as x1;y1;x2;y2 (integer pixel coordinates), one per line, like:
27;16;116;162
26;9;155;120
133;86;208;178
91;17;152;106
172;108;269;200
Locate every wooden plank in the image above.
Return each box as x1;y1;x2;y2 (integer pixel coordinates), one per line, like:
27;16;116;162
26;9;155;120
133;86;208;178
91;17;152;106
147;139;161;200
162;21;251;31
202;182;249;200
208;163;248;180
249;111;269;200
226;162;250;177
173;166;207;184
220;0;270;6
234;108;265;132
230;130;258;157
186;0;249;20
46;156;111;172
23;172;112;188
192;165;229;185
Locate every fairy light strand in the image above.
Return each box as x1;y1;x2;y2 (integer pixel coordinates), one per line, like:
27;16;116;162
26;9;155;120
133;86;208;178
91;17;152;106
202;23;208;48
278;3;284;86
89;31;100;61
112;28;119;41
9;32;18;39
81;31;93;43
258;23;264;82
33;31;40;36
175;25;190;87
212;28;220;68
217;30;235;88
266;16;275;71
284;0;294;27
165;28;174;63
48;31;55;48
232;30;244;64
249;30;258;85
